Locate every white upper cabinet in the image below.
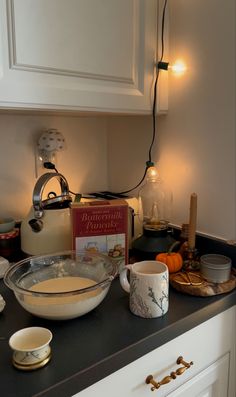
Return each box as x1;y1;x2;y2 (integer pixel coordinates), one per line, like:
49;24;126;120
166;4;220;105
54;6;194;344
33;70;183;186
0;0;157;113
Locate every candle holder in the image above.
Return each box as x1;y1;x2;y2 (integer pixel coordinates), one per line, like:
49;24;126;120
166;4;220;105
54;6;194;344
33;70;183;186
183;247;200;271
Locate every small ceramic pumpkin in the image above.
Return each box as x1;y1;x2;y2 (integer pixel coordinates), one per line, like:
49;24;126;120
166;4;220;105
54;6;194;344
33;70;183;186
156;244;183;273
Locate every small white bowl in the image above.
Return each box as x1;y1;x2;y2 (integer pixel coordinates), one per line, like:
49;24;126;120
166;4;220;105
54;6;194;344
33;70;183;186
9;327;52;369
0;257;10;279
0;218;15;233
0;294;6;312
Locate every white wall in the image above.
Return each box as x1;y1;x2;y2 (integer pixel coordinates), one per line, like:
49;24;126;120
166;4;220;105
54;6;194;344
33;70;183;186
108;0;236;241
0;114;108;220
159;0;236;240
107;115;154;194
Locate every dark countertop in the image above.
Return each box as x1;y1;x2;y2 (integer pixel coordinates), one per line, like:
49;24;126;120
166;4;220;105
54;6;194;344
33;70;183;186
0;278;235;397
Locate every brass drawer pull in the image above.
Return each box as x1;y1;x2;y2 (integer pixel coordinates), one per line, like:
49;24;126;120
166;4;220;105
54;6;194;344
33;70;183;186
146;356;193;391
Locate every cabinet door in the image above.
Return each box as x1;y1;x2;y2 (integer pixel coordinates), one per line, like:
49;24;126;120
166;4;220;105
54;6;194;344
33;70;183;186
0;0;157;113
74;307;235;397
168;354;229;397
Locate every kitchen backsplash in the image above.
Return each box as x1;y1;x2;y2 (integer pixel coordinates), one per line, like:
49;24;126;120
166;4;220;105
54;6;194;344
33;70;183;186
0;114;108;221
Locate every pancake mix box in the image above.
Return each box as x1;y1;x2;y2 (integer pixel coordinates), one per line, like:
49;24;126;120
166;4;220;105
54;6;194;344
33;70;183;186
71;199;129;271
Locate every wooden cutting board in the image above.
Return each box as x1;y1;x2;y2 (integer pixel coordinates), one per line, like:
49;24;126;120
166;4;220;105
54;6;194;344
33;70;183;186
170;269;236;297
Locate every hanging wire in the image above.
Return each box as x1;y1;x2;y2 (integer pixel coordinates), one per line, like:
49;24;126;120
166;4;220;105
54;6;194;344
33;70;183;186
43;0;168;198
116;0;168;195
43;162;79;196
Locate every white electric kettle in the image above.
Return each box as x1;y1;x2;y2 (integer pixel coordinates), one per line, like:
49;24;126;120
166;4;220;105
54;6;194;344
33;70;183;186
21;173;72;256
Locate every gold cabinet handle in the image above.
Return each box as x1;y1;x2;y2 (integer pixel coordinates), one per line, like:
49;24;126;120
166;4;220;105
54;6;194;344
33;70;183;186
146;356;193;391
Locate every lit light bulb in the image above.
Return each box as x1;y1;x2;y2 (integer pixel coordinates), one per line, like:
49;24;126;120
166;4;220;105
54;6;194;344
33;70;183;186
169;60;187;75
157;60;187;76
146;166;159;180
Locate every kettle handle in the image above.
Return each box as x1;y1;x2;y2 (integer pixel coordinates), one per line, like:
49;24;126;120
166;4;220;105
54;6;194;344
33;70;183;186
33;173;70;219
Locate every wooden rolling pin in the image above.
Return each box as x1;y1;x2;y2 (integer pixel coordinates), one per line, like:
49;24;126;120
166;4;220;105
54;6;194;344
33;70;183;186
188;193;197;250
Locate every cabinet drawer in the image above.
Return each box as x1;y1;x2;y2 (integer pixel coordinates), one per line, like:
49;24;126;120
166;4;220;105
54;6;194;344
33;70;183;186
75;307;235;397
167;353;230;397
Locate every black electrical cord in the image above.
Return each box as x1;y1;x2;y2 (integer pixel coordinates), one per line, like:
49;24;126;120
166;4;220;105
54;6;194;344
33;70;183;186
116;0;168;195
43;162;79;196
149;0;168;164
43;0;168;198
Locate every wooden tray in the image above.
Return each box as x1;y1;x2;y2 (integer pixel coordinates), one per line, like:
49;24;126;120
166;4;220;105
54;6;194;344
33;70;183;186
170;270;236;297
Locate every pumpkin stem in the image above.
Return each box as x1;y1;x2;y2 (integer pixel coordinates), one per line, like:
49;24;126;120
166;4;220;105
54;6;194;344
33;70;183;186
168;241;181;254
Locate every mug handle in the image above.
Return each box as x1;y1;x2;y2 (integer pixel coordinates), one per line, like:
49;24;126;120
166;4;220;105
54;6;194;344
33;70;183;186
119;264;132;293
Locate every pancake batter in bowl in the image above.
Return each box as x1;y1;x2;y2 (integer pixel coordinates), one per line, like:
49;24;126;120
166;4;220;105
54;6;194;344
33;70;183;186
20;276;107;320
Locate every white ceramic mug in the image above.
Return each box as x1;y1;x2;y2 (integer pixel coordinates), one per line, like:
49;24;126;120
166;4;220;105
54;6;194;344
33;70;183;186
120;261;169;318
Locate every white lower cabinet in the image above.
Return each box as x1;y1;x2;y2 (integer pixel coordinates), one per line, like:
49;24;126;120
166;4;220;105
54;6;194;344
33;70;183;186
74;306;236;397
168;354;229;397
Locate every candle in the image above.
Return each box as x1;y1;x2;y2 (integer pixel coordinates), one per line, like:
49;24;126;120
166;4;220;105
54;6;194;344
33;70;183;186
188;193;197;250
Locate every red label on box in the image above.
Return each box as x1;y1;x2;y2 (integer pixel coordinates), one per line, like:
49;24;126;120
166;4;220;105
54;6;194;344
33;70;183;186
71;199;129;269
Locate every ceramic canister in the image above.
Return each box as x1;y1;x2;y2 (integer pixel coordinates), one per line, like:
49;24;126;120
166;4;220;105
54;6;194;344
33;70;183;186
200;254;232;283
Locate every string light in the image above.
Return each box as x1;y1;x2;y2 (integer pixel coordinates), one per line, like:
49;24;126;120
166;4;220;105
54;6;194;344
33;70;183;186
170;60;187;75
158;60;187;76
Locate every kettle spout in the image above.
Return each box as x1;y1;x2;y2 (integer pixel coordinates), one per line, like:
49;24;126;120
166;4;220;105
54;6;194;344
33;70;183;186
28;219;43;233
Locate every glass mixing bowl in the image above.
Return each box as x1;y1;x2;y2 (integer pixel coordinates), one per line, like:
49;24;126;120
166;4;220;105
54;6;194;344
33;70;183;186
4;251;117;320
